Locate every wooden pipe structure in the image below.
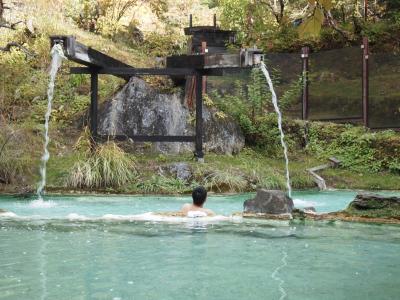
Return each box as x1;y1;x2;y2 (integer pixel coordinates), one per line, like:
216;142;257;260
50;35;263;161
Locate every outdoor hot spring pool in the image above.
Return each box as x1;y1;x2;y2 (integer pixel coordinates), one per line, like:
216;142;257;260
1;190;400;300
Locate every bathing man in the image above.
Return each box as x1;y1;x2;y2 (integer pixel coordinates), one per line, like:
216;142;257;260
181;186;215;217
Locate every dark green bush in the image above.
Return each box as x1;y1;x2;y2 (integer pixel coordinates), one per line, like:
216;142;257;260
307;123;400;174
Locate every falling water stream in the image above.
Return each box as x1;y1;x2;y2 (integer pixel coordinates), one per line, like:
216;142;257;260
34;44;65;204
260;61;292;299
260;61;292;198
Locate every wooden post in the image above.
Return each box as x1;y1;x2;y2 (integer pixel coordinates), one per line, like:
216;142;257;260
201;41;207;94
189;14;193;27
90;70;98;144
362;37;369;128
301;47;310;120
195;72;204;162
213;14;217;27
364;0;368;21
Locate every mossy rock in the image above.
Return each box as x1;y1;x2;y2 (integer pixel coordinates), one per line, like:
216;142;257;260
345;193;400;219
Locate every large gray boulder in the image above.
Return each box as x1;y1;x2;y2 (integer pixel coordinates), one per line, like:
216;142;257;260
244;189;294;214
98;77;244;155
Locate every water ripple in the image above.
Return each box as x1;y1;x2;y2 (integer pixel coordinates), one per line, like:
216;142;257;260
271;249;288;300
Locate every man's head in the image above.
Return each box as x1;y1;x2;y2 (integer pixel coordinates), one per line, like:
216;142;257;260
192;186;207;207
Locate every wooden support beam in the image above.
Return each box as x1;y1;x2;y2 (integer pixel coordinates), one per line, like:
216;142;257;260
301;47;310;120
201;41;207;94
362;37;369;128
311;116;363;122
70;66;246;77
98;135;195;142
90;71;98;144
50;36;132;80
70;67;197;76
195;72;204;161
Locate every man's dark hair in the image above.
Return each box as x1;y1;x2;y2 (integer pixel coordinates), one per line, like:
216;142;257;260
192;186;207;206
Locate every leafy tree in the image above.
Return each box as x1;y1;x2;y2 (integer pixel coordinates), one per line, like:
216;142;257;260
298;0;332;39
68;0;167;36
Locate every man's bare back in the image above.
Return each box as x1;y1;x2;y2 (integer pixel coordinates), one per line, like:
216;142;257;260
181;203;215;216
181;186;215;217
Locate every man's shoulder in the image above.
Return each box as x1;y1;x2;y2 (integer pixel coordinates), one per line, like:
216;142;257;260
181;203;191;208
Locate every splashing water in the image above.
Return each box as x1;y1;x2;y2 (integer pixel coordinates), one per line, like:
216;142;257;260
35;44;66;203
260;61;292;197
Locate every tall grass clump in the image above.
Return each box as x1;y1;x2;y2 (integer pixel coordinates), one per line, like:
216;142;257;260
0;154;30;184
256;173;287;190
68;141;136;189
200;169;248;193
133;175;191;194
0;128;33;184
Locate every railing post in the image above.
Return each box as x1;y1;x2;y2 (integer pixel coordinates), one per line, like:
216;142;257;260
201;41;207;94
301;46;310;120
195;72;204;162
362;37;369;128
90;70;99;146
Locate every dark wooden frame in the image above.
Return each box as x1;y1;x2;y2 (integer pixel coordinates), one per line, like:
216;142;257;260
69;63;248;161
72;66;206;160
50;36;213;160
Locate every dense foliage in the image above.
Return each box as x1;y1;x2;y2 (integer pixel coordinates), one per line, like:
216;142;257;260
214;0;400;51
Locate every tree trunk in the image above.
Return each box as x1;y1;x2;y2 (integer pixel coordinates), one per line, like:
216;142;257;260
0;0;4;20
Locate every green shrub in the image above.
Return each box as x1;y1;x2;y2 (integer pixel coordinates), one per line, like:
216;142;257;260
210;65;302;153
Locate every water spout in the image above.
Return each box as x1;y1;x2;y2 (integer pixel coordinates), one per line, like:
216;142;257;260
259;61;292;197
36;44;66;201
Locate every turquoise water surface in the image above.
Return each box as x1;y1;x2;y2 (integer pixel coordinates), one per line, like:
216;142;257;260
1;190;400;300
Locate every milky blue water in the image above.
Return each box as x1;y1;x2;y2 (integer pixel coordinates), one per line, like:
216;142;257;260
1;190;400;300
3;190;398;218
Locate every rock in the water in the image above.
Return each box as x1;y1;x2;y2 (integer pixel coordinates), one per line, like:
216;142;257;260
350;193;400;210
98;77;244;155
304;206;316;213
244;189;294;214
346;193;400;218
0;209;7;213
